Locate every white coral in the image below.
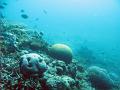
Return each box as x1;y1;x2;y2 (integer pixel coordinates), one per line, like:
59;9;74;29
20;53;48;77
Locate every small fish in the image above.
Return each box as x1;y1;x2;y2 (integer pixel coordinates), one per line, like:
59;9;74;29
43;9;47;14
40;32;43;36
21;14;28;19
0;5;5;9
20;9;24;13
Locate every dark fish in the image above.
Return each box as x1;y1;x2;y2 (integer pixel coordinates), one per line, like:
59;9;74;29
21;14;28;19
40;32;43;36
43;9;47;14
0;5;5;9
20;9;24;13
3;2;7;6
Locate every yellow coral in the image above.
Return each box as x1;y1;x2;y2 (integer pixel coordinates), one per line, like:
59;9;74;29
49;44;73;64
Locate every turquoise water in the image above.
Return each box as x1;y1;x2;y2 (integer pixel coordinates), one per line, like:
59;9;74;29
1;0;120;75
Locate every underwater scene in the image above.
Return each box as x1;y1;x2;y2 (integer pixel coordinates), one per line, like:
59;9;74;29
0;0;120;90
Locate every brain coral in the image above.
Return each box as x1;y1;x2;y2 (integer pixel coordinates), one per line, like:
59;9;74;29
87;66;114;90
49;44;73;64
20;53;48;78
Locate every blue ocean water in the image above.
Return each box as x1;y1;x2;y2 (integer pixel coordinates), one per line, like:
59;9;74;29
1;0;120;75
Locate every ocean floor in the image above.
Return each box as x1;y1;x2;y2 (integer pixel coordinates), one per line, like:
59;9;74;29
0;19;119;90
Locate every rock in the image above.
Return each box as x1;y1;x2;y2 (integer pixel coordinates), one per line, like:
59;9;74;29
50;60;67;75
67;63;78;78
87;66;114;90
49;44;73;64
0;32;18;53
56;66;64;75
29;40;43;50
18;31;48;52
19;53;48;78
76;71;86;80
44;67;57;78
19;50;29;55
46;75;75;90
39;54;53;65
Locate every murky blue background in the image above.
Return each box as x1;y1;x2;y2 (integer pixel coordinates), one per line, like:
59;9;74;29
1;0;120;75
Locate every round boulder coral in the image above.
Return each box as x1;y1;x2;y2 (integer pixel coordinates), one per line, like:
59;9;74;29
49;44;73;64
87;66;114;90
20;53;48;78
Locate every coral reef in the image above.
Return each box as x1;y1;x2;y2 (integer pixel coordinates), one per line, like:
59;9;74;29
49;44;73;64
1;20;119;90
